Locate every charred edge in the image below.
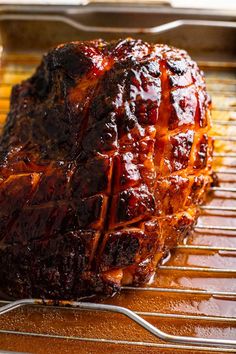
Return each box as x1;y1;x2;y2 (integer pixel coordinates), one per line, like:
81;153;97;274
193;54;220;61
73;72;106;162
92;154;119;274
90;62;120;274
0;173;42;242
93;162;119;276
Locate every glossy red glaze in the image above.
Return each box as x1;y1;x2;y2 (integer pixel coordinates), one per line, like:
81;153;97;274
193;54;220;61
0;39;213;299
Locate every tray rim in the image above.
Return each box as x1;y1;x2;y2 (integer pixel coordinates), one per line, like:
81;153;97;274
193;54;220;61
0;3;236;18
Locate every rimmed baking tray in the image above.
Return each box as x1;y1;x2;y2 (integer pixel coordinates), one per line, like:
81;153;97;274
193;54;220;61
0;4;236;354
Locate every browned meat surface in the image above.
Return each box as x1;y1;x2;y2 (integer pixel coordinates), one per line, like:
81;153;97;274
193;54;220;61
0;39;213;299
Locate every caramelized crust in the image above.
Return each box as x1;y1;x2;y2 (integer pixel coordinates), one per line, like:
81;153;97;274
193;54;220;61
0;39;213;299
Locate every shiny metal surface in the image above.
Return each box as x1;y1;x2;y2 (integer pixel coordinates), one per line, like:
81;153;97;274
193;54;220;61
0;299;236;349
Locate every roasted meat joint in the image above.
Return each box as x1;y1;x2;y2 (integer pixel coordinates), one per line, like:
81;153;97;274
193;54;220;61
0;38;213;299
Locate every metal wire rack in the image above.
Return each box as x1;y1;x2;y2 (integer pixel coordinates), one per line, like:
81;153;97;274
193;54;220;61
0;39;236;354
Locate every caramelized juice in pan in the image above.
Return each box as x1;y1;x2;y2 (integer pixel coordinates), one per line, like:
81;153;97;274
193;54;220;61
0;54;236;354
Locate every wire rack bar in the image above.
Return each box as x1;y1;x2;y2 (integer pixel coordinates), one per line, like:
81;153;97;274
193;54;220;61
214;169;236;174
0;300;234;323
210;187;236;192
200;205;236;211
206;78;236;84
159;265;236;273
214;153;236;158
213;121;236;126
209;92;236;97
0;299;236;349
195;225;236;231
0;330;235;353
136;312;236;322
122;287;236;296
175;245;236;251
1;287;236;301
213;136;236;142
212;107;236;112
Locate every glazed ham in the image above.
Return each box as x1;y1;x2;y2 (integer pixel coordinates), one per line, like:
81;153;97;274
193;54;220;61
0;39;213;299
